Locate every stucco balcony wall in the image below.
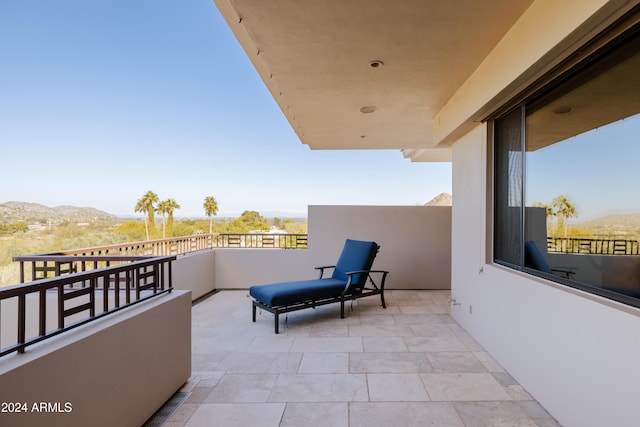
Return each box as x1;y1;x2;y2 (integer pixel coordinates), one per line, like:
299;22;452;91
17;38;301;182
212;205;452;290
0;290;191;427
172;249;216;300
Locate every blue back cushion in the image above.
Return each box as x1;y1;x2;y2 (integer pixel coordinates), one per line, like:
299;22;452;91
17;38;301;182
332;239;378;287
524;240;551;273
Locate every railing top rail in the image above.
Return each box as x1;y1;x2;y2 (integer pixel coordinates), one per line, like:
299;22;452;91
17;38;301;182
0;256;176;299
52;233;218;255
12;255;152;262
218;233;307;237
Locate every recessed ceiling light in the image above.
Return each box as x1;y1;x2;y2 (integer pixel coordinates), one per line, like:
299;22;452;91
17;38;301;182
553;106;572;115
369;60;384;68
360;106;377;114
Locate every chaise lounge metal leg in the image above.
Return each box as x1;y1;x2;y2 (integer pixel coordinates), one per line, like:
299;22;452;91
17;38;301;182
252;301;257;322
275;312;279;334
380;291;386;309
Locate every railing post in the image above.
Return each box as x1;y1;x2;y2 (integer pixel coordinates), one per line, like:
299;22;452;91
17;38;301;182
19;261;25;284
114;271;120;308
58;284;64;329
39;289;46;337
17;294;26;353
103;274;109;313
90;277;96;318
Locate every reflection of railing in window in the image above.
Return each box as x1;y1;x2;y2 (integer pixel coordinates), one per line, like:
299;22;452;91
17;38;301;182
547;237;640;255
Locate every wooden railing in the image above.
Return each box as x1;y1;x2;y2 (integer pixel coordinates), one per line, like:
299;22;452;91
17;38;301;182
12;234;307;282
52;234;218;257
547;237;640;255
0;256;175;357
43;233;308;257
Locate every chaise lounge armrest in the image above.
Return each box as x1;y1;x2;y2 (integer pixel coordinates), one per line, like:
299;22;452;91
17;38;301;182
342;269;389;295
315;265;336;279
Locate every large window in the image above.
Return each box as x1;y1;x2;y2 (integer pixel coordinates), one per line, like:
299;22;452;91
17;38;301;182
494;20;640;307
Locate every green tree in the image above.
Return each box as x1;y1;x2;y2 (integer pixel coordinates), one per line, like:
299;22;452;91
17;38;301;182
203;196;219;234
0;222;29;236
223;211;270;233
242;211;269;230
272;217;282;229
171;219;199;237
282;219;308;234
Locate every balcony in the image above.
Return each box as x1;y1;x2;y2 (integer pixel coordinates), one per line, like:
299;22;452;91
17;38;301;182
0;205;559;426
160;289;559;426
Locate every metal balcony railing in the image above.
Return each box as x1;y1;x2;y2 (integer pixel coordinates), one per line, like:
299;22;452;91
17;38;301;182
213;233;308;248
0;256;175;357
12;233;307;283
547;237;640;255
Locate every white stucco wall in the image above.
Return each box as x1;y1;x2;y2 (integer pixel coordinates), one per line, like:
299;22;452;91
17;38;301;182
451;124;640;427
213;248;312;289
0;291;191;427
309;205;451;290
172;250;216;300
213;205;451;290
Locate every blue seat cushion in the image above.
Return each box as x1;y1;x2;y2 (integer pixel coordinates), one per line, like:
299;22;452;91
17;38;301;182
250;278;347;307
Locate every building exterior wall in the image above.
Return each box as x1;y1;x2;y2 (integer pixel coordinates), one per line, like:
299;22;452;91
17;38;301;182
451;124;640;427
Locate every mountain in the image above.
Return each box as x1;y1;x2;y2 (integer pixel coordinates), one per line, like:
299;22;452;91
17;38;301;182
0;201;117;225
425;193;452;206
578;213;640;237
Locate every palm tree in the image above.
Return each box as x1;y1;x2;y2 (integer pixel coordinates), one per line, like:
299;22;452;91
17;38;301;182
164;198;180;237
158;200;170;239
139;190;159;239
551;195;578;238
134;198;150;240
203;196;219;234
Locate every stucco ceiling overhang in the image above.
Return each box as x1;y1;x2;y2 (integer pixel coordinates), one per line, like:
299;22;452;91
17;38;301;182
213;0;536;161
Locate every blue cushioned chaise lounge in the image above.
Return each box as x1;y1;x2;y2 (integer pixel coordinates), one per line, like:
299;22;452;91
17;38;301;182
250;239;389;333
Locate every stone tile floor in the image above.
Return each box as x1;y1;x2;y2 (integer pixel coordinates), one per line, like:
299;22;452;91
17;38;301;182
165;290;561;426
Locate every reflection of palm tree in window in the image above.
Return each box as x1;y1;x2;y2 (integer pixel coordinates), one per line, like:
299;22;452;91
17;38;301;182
552;195;578;238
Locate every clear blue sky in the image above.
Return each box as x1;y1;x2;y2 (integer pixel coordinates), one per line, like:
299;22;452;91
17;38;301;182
0;1;451;217
526;113;640;222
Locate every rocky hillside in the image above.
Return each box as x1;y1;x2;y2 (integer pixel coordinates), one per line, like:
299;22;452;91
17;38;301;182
578;213;640;238
425;193;452;206
0;201;117;225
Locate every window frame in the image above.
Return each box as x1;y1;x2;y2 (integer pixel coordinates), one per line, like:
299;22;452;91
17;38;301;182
490;13;640;309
